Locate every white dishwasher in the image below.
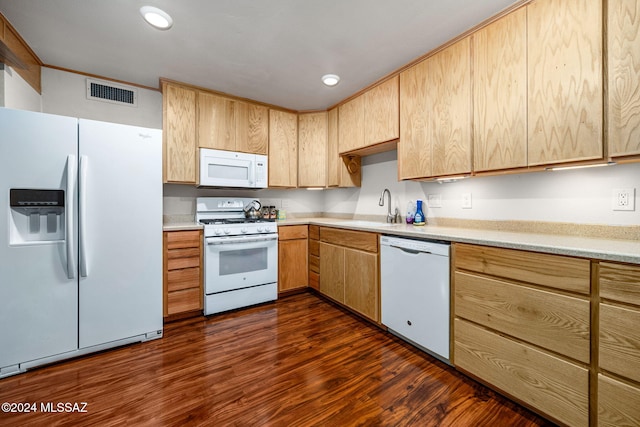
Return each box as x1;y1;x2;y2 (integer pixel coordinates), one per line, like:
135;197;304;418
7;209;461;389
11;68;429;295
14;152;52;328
380;235;450;363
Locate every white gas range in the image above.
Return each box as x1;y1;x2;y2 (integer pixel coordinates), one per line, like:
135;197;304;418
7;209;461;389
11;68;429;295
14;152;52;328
196;197;278;315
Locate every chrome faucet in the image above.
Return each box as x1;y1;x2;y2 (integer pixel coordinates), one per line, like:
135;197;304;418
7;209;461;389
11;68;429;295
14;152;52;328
379;188;399;223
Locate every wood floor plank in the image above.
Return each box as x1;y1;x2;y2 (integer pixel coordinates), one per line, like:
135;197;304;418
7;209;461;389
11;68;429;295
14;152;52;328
0;292;553;426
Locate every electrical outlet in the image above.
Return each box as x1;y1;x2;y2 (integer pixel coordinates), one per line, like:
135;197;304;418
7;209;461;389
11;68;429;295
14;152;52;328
427;194;442;208
612;188;635;211
462;193;472;209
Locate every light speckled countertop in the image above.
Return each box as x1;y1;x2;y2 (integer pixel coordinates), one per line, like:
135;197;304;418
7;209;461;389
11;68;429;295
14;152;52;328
164;217;640;264
278;217;640;265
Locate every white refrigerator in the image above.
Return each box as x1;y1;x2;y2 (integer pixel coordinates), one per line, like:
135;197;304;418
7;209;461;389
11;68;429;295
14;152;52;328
0;108;163;378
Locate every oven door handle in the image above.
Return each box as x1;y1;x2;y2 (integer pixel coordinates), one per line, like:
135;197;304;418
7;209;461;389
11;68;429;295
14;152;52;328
206;235;278;245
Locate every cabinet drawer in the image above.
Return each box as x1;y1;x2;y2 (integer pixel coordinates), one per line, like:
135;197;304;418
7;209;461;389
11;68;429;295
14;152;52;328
455;271;590;362
166;230;201;249
454;243;590;294
600;262;640;306
309;271;319;291
308;239;319;257
167;267;200;292
309;225;320;240
454;319;589;427
279;225;308;240
600;303;640;383
309;254;320;273
167;288;201;315
167;247;200;260
320;227;378;253
167;256;200;271
598;374;640;427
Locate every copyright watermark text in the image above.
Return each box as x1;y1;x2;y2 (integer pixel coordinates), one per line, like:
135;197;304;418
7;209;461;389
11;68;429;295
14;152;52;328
2;402;88;413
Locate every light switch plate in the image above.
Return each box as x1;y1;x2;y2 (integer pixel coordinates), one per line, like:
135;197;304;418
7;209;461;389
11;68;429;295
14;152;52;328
462;193;472;209
428;194;442;208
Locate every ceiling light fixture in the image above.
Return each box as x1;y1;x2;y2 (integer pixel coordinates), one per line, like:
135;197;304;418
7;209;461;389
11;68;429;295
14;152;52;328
322;74;340;87
140;6;173;30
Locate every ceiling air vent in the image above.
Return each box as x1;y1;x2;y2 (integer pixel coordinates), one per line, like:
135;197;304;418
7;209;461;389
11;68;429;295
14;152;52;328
86;78;138;107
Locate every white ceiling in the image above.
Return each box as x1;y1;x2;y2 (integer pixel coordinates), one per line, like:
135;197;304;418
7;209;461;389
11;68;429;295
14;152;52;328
0;0;520;111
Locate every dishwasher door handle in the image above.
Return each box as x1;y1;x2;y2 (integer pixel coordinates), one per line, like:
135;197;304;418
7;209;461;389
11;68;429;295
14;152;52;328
390;244;432;255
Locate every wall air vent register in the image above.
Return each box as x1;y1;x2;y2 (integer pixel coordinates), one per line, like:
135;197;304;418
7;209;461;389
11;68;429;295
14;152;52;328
86;78;138;107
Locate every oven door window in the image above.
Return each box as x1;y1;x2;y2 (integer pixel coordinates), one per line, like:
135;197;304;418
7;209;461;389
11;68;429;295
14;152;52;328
205;238;277;294
219;247;267;276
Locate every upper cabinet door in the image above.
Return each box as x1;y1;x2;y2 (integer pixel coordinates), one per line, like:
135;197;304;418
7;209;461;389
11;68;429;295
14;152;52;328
298;112;328;188
198;92;235;151
163;82;197;184
608;0;640;158
327;107;361;188
399;59;432;179
338;95;365;153
268;109;298;187
235;101;269;155
429;37;473;177
527;0;603;166
473;8;527;172
364;76;399;146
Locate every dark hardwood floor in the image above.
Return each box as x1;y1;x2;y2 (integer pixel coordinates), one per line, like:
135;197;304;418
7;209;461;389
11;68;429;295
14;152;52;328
0;292;555;426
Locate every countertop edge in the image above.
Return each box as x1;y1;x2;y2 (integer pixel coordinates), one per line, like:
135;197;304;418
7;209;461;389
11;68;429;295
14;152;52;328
279;218;640;265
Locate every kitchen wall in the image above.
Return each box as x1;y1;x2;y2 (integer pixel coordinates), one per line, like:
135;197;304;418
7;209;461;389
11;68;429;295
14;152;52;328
326;151;640;227
41;67;162;129
0;64;41;111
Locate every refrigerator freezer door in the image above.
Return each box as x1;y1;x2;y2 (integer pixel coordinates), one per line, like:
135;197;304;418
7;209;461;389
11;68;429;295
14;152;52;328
77;119;162;349
0;108;79;369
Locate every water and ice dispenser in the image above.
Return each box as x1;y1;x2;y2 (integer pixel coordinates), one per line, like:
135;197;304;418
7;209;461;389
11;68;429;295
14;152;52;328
9;189;66;244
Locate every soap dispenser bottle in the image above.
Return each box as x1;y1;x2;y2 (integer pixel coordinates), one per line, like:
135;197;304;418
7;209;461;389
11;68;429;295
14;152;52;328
413;199;426;226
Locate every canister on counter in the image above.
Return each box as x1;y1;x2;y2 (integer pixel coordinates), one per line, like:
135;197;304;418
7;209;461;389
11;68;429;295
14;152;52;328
269;206;277;220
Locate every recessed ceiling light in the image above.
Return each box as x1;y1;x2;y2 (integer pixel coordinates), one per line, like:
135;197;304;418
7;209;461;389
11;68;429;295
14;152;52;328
322;74;340;87
140;6;173;30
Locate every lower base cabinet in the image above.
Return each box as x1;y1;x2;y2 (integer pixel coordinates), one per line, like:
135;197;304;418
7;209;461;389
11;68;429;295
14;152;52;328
278;225;309;293
163;230;203;319
319;227;379;323
453;243;591;426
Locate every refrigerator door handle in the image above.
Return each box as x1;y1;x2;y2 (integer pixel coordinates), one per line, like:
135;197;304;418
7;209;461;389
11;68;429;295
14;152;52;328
79;155;89;277
66;155;77;279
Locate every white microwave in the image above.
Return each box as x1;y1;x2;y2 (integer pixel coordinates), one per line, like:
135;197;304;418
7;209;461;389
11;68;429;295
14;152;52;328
199;148;268;188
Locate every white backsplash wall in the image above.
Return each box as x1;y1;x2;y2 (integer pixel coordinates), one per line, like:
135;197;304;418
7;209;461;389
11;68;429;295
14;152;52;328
325;151;640;226
163;185;325;219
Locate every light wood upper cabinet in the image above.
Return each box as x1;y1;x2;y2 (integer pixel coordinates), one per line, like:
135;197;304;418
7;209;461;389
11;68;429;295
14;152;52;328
339;76;399;154
163;82;197;184
399;39;472;179
338;95;365;153
608;0;640;159
527;0;603;166
198;93;268;155
298;112;328;187
268;109;298;187
235;101;268;155
429;37;472;176
327;107;361;187
364;76;399;146
399;59;431;179
198;92;235;151
473;8;527;172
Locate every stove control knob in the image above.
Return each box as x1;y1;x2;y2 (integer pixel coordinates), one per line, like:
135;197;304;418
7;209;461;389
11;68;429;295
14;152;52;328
241;228;248;234
257;227;264;233
214;229;222;236
224;229;231;235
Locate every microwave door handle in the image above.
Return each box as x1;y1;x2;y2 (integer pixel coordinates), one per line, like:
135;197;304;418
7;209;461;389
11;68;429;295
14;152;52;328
249;160;255;186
